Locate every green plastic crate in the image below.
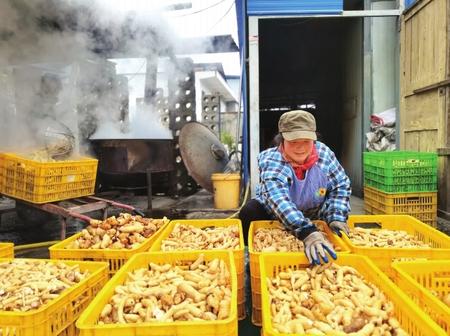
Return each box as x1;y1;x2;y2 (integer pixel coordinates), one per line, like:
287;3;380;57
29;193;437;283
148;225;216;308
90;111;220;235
363;151;437;193
363;151;437;170
364;164;436;177
364;171;437;193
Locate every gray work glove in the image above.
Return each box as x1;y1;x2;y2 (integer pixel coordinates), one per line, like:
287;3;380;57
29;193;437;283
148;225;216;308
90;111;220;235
303;231;337;265
329;221;350;237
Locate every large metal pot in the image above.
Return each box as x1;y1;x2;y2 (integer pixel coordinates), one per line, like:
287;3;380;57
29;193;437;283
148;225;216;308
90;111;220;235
90;139;174;191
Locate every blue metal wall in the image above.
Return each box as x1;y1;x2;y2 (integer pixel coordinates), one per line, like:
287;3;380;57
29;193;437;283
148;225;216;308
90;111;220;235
235;0;250;184
247;0;343;16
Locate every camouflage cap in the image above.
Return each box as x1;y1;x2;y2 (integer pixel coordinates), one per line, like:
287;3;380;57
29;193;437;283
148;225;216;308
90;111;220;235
278;110;317;141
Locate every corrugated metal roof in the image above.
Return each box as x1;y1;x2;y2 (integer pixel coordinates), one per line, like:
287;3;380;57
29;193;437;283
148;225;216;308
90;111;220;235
247;0;343;16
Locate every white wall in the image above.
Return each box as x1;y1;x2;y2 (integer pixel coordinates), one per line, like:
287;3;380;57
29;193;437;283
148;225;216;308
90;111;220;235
371;1;398;115
225;77;240;100
341;19;364;197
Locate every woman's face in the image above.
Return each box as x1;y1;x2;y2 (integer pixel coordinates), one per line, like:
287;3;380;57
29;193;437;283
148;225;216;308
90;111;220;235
283;139;314;164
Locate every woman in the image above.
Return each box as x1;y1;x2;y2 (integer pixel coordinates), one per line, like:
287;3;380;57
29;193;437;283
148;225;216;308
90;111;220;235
239;110;351;265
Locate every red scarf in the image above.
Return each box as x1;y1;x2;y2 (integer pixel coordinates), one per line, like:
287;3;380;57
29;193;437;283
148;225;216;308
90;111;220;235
279;145;319;180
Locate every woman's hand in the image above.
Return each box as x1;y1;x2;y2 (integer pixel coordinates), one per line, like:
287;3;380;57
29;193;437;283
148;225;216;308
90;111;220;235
329;221;350;237
302;231;337;265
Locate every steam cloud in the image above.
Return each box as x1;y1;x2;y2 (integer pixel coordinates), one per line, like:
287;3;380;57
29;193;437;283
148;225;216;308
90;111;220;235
0;0;208;153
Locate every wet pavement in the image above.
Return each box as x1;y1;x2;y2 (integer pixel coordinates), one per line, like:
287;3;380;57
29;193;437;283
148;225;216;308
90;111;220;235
0;191;260;334
1;192;449;246
1;191;449;335
0;190;225;245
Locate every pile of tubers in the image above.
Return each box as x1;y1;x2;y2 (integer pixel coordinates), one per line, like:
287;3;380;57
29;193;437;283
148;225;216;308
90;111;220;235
67;214;169;250
268;263;408;335
161;224;240;251
27;149;58;162
253;227;304;252
348;228;430;248
98;254;232;324
0;260;89;312
252;222;336;253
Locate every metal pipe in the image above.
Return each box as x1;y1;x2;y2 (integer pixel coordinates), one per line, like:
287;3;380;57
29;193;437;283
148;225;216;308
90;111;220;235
14;241;60;251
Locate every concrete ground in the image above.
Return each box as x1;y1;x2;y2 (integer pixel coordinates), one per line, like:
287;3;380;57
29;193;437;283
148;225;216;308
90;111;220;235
350;195;365;214
1;191;449;335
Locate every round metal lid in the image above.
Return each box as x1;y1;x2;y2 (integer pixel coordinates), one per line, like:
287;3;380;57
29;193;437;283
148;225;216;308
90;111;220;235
179;122;229;192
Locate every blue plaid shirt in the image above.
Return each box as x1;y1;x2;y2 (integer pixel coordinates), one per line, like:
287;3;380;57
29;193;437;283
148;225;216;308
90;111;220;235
255;141;351;239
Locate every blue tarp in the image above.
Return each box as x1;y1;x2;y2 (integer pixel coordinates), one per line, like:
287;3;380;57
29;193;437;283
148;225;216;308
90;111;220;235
405;0;418;9
247;0;343;16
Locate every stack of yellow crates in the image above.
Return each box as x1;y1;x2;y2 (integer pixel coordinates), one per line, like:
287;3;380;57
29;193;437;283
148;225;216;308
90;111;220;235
363;151;438;226
0;152;98;204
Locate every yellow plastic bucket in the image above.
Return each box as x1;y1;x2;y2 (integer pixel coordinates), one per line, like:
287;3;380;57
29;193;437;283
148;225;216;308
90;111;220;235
211;173;241;209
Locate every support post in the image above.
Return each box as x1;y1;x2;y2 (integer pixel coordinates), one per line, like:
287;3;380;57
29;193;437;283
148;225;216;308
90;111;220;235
249;17;260;197
60;216;66;240
146;168;153;216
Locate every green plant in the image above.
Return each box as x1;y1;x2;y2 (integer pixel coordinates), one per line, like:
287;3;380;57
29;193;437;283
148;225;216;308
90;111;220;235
221;131;236;152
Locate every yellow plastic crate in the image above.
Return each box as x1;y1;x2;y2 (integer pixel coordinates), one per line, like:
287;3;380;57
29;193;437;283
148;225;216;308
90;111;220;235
0;258;108;336
238;301;246;323
0;243;14;258
248;220;349;326
76;250;238;336
252;307;262;328
260;253;446;336
343;214;450;278
151;219;246;320
49;220;168;277
0;155;3;195
392;260;450;334
0;153;98;203
364;186;437;226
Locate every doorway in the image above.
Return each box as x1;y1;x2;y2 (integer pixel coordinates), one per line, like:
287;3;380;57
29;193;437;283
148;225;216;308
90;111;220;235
258;17;364;195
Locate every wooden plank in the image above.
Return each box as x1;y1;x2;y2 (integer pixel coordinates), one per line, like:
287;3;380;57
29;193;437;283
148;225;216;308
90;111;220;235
400;11;413;151
447;0;450;78
413;78;450;93
437;147;450;155
404;131;419;150
404;0;434;20
419;130;439;151
403;89;442;135
402;0;447;91
400;0;450;218
447;87;450;146
439;85;448;147
404;129;438;151
403;18;410;99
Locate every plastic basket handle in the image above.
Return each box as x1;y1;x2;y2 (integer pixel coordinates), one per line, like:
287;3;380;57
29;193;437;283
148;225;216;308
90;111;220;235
354;222;382;229
202;226;217;230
